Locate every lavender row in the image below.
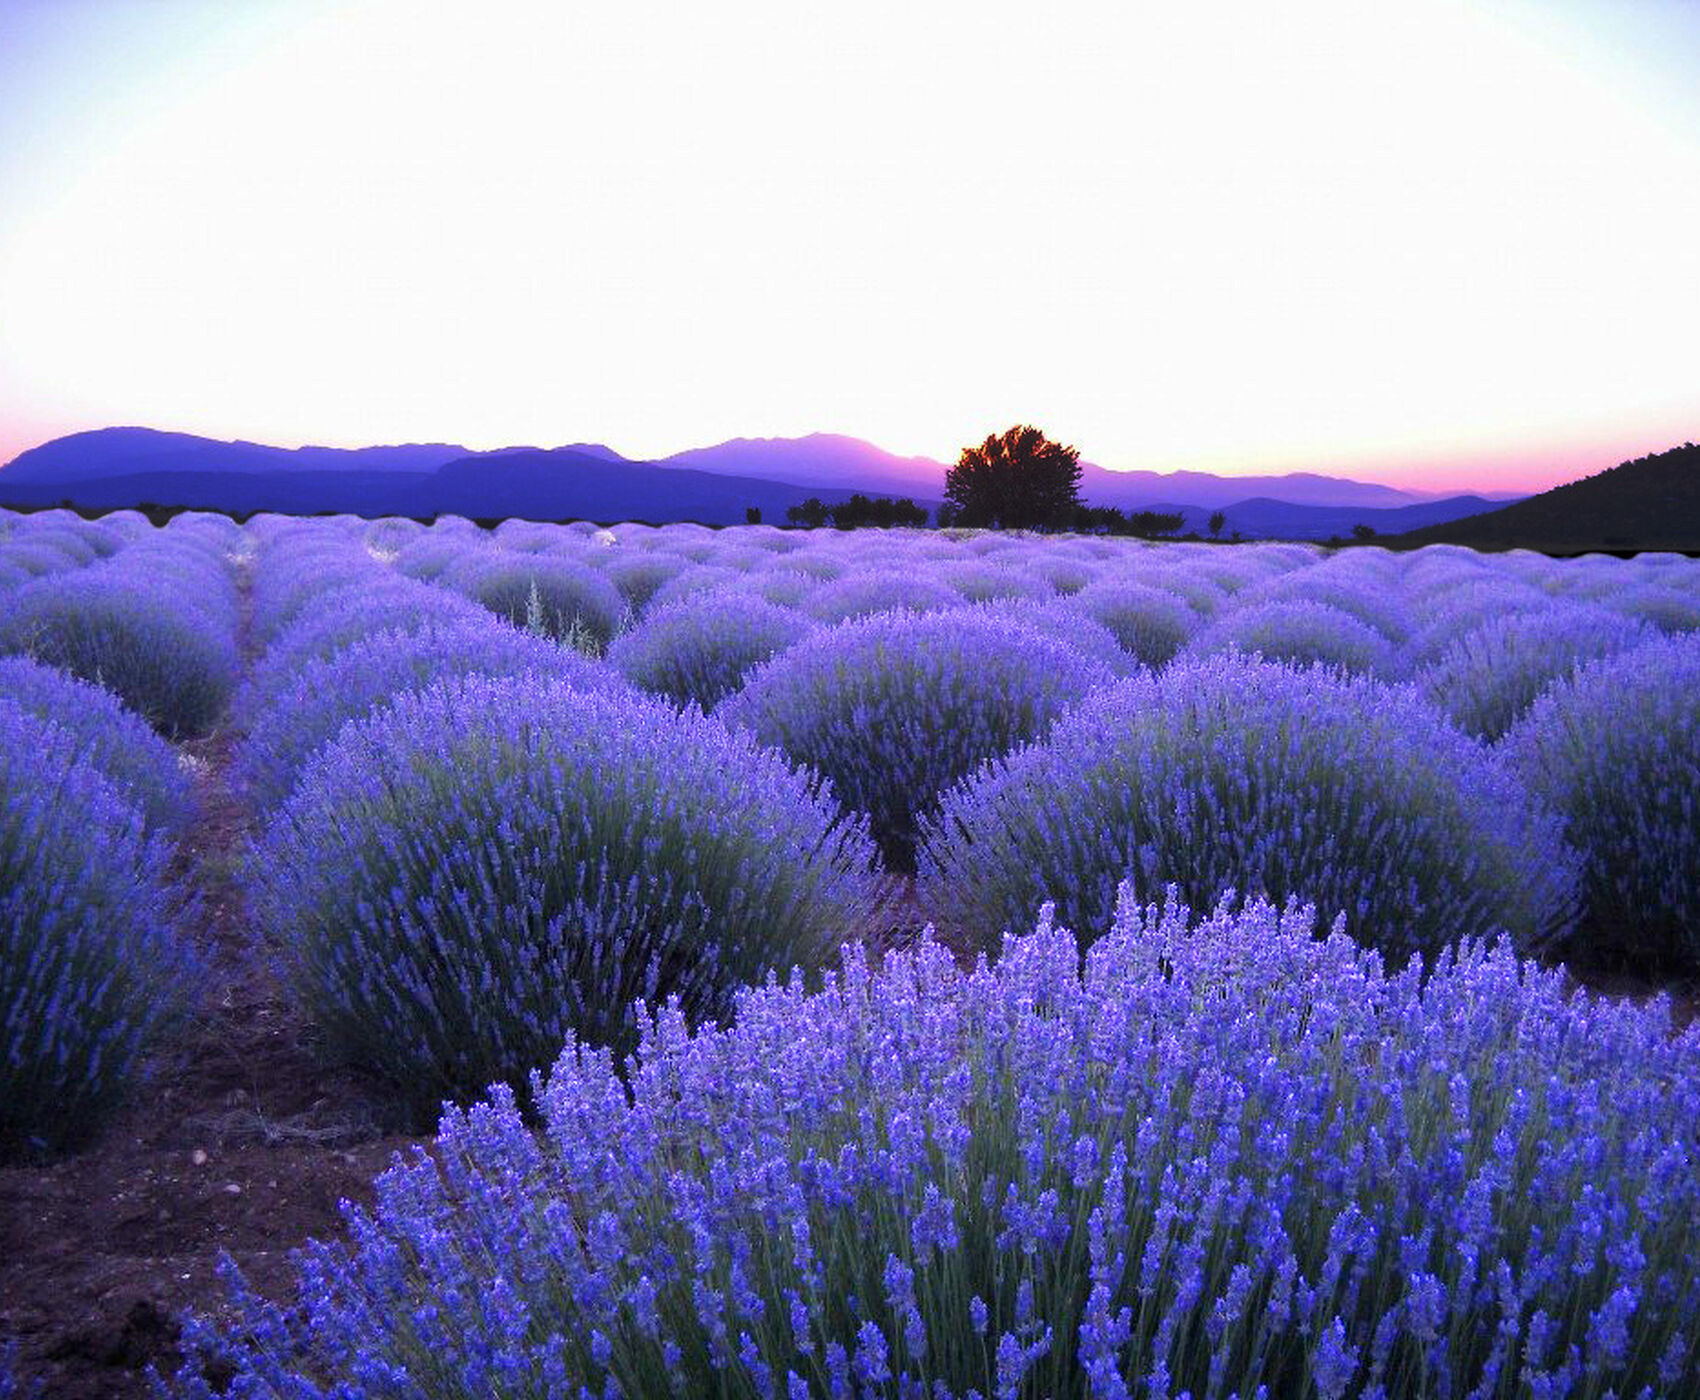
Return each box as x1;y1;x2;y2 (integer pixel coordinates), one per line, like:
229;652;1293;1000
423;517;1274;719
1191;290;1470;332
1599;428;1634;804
0;696;197;1161
173;892;1700;1398
0;511;241;737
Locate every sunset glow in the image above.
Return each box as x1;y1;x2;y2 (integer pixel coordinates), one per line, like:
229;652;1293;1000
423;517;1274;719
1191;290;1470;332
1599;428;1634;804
1;0;1697;493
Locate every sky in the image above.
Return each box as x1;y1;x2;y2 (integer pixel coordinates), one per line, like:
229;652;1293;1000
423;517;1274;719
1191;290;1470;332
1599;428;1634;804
0;0;1697;494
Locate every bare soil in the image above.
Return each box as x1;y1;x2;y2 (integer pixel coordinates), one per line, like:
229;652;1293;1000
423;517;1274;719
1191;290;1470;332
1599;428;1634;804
0;725;412;1398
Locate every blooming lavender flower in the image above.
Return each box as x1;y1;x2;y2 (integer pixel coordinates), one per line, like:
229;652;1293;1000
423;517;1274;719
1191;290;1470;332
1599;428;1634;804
722;608;1115;870
173;892;1700;1398
1;701;195;1161
1504;633;1700;971
1423;603;1656;741
235;618;629;811
0;655;192;835
918;652;1577;963
595;550;694;614
1070;579;1201;668
0;543;239;738
608;593;818;711
1187;599;1405;679
234;572;488;727
444;549;626;648
251;673;882;1125
1231;559;1412;642
801;570;965;625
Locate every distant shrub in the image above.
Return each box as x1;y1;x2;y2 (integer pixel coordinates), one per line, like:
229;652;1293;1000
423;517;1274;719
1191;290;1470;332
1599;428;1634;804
1119;563;1229;618
934;559;1055;605
1019;552;1100;595
597;551;692;614
956;598;1136;677
446;552;627;648
920;653;1577;964
1071;578;1200;667
392;534;474;582
801;569;963;625
10;526;98;567
175;895;1700;1400
759;550;846;582
0;570;237;738
1188;599;1404;678
234;577;487;726
1505;635;1700;972
1423;604;1656;741
642;564;746;614
1399;579;1558;667
251;543;385;644
0;539;82;579
722;609;1114;869
1;702;194;1161
1231;565;1410;642
236;620;628;812
0;657;191;835
251;675;881;1126
361;517;423;557
608;594;817;710
1605;585;1700;635
744;568;820;607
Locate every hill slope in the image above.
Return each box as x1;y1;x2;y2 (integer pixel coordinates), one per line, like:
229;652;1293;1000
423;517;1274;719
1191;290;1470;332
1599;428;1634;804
1393;442;1700;552
0;427;478;482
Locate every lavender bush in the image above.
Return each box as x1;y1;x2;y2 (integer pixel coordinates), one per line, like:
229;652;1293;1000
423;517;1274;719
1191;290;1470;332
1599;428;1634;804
1;701;194;1161
0;656;192;835
802;570;963;625
1232;566;1410;643
1423;605;1656;742
173;892;1700;1398
1504;634;1700;972
1071;579;1200;668
598;551;693;614
920;654;1577;963
0;564;238;738
609;593;818;711
643;564;748;614
250;674;881;1125
235;620;629;812
234;578;488;727
1188;599;1404;679
445;551;627;648
722;609;1115;870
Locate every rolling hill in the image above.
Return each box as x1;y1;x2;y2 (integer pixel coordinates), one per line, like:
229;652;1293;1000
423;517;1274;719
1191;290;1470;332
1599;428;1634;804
1392;442;1700;553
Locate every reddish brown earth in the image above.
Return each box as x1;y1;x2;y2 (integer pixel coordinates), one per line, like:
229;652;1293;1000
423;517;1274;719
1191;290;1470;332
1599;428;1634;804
0;726;414;1399
0;695;922;1399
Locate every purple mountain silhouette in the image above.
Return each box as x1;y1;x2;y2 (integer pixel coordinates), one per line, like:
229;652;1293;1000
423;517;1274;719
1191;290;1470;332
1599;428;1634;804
0;426;1525;527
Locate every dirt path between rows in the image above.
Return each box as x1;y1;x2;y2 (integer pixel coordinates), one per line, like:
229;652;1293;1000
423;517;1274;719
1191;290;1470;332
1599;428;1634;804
0;565;413;1400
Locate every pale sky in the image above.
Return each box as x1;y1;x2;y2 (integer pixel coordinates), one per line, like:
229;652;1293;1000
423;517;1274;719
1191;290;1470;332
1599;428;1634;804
1;0;1697;492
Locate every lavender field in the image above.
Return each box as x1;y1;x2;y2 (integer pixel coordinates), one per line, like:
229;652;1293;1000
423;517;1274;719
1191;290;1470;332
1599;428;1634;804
3;505;1699;1399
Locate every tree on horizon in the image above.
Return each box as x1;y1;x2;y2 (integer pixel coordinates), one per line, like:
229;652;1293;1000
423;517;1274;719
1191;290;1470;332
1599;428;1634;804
942;425;1083;530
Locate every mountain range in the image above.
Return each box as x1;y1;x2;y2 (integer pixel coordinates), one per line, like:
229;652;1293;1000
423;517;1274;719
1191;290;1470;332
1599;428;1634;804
0;427;1524;538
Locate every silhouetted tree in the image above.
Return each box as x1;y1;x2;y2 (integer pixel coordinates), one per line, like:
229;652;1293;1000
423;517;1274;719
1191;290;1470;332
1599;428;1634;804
828;494;930;529
785;498;831;528
1128;510;1186;539
945;425;1083;530
746;505;762;525
1209;510;1226;538
1352;523;1377;542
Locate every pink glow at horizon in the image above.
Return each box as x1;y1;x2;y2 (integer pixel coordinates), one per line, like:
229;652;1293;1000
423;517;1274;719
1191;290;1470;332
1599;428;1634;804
1;0;1697;498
